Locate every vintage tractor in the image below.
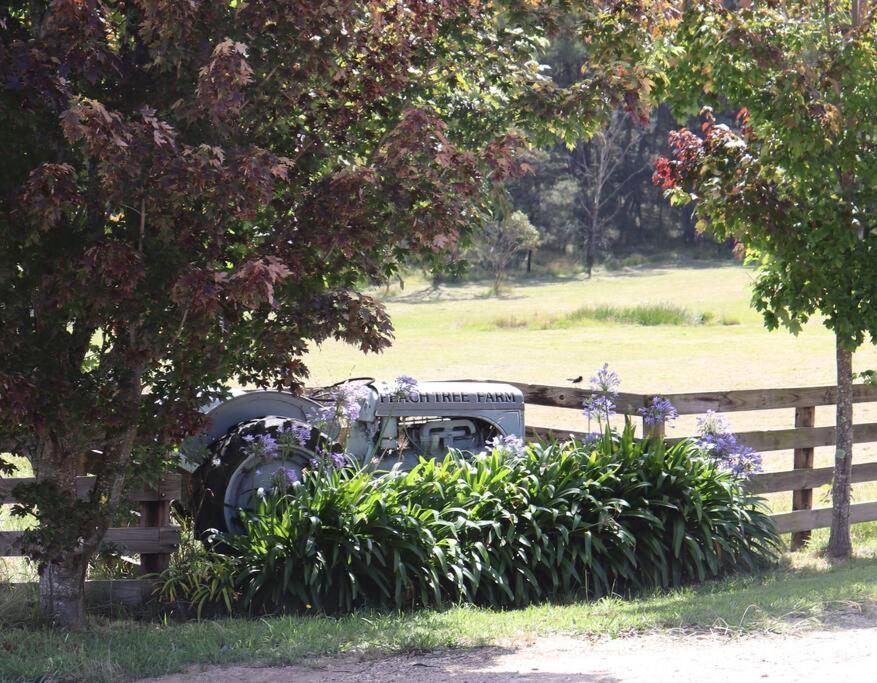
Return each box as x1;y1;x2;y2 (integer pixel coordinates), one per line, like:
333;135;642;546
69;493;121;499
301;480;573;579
182;379;525;535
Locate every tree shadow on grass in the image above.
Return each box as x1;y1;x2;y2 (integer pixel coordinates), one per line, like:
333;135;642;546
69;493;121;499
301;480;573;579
381;284;525;305
289;645;623;683
380;260;746;305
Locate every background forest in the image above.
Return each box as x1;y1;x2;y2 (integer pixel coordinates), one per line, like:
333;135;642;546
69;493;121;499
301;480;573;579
470;38;726;279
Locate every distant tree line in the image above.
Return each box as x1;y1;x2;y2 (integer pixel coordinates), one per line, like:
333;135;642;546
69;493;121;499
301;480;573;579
507;106;706;273
502;38;710;275
454;37;735;281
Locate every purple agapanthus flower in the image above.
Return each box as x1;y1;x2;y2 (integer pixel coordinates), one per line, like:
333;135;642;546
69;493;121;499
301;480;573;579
243;433;279;458
309;448;348;470
310;382;371;426
488;434;526;460
591;363;621;395
695;410;762;477
393;375;418;399
274;466;300;487
277;424;311;450
696;410;732;436
329;451;347;468
638;395;679;426
583;393;616;422
309;404;337;426
724;445;763;477
579;432;602;448
582;363;620;427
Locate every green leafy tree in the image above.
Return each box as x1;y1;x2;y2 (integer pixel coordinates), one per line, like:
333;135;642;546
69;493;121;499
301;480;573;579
656;0;876;556
1;1;668;627
475;210;541;293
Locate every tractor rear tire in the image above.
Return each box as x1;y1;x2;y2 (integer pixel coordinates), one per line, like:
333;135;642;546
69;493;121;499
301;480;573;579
189;415;321;539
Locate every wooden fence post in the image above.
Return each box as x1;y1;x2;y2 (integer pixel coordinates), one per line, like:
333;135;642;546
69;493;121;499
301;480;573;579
139;495;171;574
791;405;816;550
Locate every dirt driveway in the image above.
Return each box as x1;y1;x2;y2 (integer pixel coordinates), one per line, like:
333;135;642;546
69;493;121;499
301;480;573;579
141;623;877;683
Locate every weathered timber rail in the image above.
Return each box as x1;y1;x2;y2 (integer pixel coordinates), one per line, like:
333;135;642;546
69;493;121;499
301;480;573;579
0;474;181;606
514;381;877;548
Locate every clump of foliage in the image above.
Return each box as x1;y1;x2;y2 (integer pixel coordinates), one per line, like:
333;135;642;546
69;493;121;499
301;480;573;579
695;411;762;478
565;303;705;327
482;303;732;331
160;427;780;616
473;210;541;294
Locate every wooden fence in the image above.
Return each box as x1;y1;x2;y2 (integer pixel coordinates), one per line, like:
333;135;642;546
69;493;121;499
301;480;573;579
0;474;181;605
515;381;877;548
3;381;877;603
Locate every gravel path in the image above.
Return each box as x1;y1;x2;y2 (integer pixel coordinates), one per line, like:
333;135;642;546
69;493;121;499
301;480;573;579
140;624;877;683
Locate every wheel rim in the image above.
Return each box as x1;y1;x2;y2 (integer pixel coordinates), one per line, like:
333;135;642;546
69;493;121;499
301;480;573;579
222;445;313;534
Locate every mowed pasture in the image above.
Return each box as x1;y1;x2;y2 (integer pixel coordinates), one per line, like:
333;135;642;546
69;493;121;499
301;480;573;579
303;262;877;529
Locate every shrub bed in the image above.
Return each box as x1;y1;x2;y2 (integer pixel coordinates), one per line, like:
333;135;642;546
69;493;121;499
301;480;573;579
162;424;780;615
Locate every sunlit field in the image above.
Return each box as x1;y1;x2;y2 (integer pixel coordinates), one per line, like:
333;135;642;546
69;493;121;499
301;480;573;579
303;261;877;523
306;262;875;394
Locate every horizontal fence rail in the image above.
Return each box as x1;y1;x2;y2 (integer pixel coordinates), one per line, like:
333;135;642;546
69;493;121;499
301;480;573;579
0;476;181;567
0;474;182;506
511;381;877;415
0;526;181;557
517;381;877;545
0;474;182;608
528;422;877;454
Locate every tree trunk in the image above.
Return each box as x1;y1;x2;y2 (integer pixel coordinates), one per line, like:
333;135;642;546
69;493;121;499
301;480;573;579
39;553;89;628
30;438;104;629
585;235;594;279
828;335;854;558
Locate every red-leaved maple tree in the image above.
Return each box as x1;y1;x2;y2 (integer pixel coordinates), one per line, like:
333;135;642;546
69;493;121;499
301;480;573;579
1;0;666;627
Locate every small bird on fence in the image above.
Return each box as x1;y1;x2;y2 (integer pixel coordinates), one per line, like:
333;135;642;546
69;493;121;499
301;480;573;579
567;375;583;384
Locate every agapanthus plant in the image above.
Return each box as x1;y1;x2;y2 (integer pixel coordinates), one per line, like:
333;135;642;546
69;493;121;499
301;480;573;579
309;448;348;470
638;395;679;427
591;362;621;394
391;375;419;399
695;410;762;477
310;382;372;427
273;466;301;488
487;434;526;461
582;363;620;430
278;424;311;450
243;425;310;461
242;433;279;458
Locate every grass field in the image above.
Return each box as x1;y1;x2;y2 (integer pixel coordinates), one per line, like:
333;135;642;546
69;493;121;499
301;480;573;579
304;262;877;392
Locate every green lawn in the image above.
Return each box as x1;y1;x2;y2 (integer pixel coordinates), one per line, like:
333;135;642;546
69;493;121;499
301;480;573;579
305;263;877;393
2;549;877;682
